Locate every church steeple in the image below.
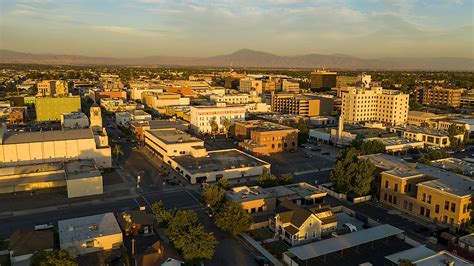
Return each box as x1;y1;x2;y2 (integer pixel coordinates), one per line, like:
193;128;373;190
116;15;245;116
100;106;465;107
89;103;102;132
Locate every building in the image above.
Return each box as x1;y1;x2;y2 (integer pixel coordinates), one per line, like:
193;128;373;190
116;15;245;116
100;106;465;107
431;157;474;177
239;78;263;94
235;120;298;155
407;111;445;126
115;110;152;126
416;87;463;108
37;80;68;97
0;159;103;198
227;182;327;215
310;70;337;89
386;249;472;266
280;79;300;93
36;96;81;121
9;230;54;265
364;137;424;152
341;87;409;126
210;93;252;105
389;125;464;148
118;210;155;236
165;86;193;96
142;92;190;109
0;127;112;169
93;90;127;102
271;93;334;117
130;119;189;142
144;129;207;161
58;212;123;255
100;98;141;112
61;112;90;129
89;103;102;132
8;107;27;125
271;201;337;246
130;86;164;101
189;104;246;134
361;154;474;228
245;102;272;113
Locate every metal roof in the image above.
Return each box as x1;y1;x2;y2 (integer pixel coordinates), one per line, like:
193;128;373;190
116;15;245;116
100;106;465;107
288;224;404;260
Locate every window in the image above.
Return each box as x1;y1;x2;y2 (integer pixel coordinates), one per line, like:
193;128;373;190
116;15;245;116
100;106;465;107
450;218;454;225
443;215;448;223
394;184;398;192
385;180;389;188
304;233;308;240
422;193;426;202
393;196;397;205
86;240;94;248
388;194;392;203
435;204;439;214
420;207;425;216
383;193;387;201
463;204;468;214
444;201;450;210
451;203;456;213
427;195;432;204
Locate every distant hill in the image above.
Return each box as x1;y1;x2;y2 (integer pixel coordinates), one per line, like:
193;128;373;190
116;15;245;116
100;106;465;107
1;48;472;70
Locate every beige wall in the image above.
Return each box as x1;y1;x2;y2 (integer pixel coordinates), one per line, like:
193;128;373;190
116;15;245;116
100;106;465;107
61;233;123;255
66;175;103;198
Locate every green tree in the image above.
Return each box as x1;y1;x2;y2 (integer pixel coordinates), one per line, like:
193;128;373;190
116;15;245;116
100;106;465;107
217;178;230;189
222;117;231;138
417;150;449;164
210;117;219;139
31;250;77;266
352;159;376;195
448;124;465;148
296;121;309;144
166;210;217;261
257;170;278;188
279;174;294;185
201;185;225;211
215;202;253;236
351;139;385;155
151;201;173;226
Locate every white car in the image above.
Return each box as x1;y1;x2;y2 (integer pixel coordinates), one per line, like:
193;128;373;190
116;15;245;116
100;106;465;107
343;223;357;232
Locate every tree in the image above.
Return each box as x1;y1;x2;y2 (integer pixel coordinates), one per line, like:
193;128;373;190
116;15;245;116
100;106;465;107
279;174;294;185
257;170;278;188
112;143;124;161
417;150;449;164
166;210;217;261
398;258;415;266
296;121;309;144
201;185;225;211
352;159;376;195
151;201;173;226
448;124;465;148
215;202;253;236
351;139;385;155
222;117;231;138
31;250;77;266
210;117;219;139
217;178;230;189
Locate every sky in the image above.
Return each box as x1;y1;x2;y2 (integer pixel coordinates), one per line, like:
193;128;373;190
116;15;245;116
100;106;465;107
0;0;473;58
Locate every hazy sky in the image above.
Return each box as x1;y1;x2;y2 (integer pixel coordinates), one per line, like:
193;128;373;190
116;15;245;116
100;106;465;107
1;0;473;58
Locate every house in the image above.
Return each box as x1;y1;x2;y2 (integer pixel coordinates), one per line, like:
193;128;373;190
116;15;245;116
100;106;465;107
137;241;164;266
118;210;154;236
58;212;123;255
270;201;337;246
8;230;54;265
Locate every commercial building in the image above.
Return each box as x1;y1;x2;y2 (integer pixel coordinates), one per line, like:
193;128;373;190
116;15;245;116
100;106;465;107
430;157;474;177
141;92;190;109
35;96;81;121
61;112;90;129
271;93;334;117
239;78;263;94
93;90;127;102
115;110;152;126
58;212;123;255
310;70;337;89
235;120;298;155
0;159;103;198
271;201;337;246
165;86;193;96
387;249;472;266
130;86;164;101
389;125;464;148
361;154;474;228
8;107;27;125
145;129;270;184
210;93;252;105
0;127;112;169
364;137;424;152
130;119;189;142
407;111;445;126
341;87;409;125
415;87;463;108
189;104;246;134
37;80;68;97
100;98;141;112
280;79;300;93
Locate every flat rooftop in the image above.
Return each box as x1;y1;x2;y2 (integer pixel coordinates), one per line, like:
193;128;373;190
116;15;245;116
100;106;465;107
365;137;424;146
238;120;296;132
431;157;474;176
3;128;93;144
62;112;87;119
358;153;413;171
384;245;436;264
459;233;474;247
131;119;189;129
58;212;121;245
414;251;472;266
227;186;270;202
64;160;101;180
408;111;442;118
173;149;270;174
391;125;451;136
147;129;202;145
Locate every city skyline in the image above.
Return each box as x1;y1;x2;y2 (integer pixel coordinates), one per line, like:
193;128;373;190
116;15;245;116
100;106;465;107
1;0;473;59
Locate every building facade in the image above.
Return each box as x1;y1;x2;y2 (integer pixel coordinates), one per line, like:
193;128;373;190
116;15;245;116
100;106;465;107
189;104;246;134
416;87;463;108
271;93;334;117
37;80;69;97
310;70;337;89
341;87;409;125
240;78;263;94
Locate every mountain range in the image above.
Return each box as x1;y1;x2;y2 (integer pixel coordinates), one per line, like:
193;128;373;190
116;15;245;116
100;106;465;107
1;49;472;71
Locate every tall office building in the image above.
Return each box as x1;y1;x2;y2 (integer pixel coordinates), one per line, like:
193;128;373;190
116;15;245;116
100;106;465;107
271;93;334;117
341;87;409;126
415;87;463;108
240;78;263;94
310;70;337;90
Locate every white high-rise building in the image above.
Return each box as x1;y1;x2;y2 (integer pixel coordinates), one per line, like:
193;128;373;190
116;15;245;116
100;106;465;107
341;87;409;126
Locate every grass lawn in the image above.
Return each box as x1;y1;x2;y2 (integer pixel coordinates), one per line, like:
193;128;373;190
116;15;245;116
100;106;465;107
263;240;290;259
249;228;275;242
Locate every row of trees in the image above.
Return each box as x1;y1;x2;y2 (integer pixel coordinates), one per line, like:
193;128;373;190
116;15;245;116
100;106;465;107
209;117;231;138
201;181;253;237
31;250;77;266
152;201;217;261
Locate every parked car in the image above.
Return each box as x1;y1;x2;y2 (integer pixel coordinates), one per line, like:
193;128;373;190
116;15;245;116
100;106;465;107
343;223;357;232
205;209;213;218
